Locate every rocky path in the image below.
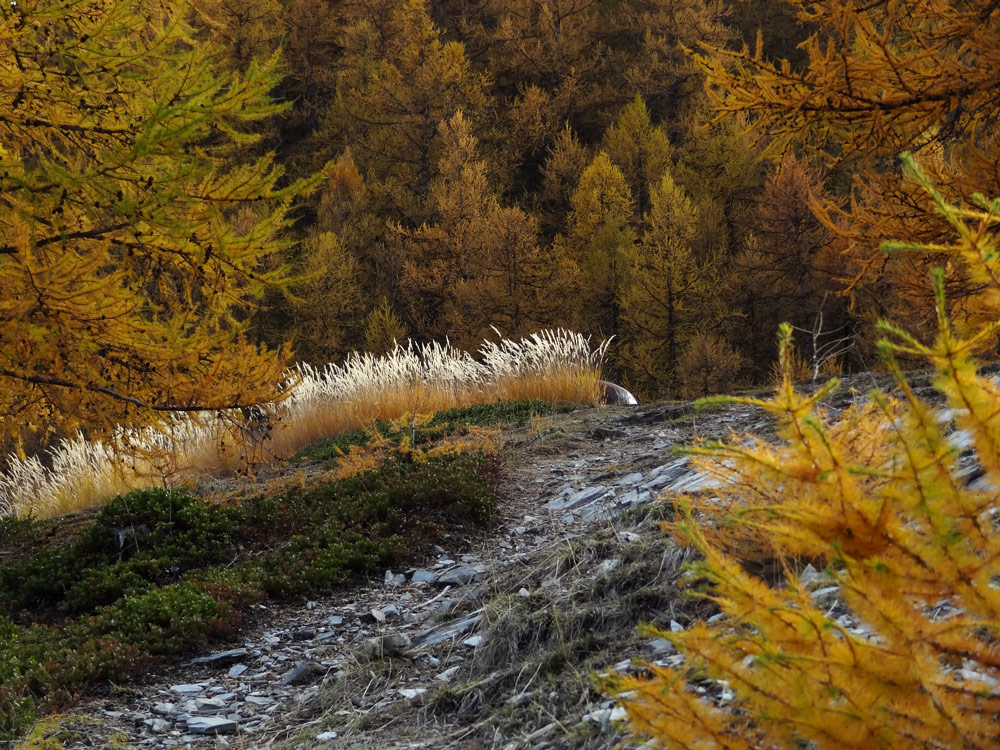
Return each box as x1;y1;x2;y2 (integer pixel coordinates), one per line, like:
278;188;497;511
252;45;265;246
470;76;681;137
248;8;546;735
61;399;769;750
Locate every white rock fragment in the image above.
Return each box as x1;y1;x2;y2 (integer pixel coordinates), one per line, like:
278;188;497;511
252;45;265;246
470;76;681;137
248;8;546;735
435;666;461;683
195;697;228;711
384;569;406;588
596;559;620;576
399;688;427;700
170;684;203;695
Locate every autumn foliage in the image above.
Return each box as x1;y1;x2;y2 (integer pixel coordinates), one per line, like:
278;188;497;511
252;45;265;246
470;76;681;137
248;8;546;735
694;0;1000;336
4;0;1000;469
609;158;1000;749
0;0;311;448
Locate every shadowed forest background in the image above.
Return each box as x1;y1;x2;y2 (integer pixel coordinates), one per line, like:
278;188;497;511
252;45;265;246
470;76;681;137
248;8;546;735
202;0;998;391
2;0;998;453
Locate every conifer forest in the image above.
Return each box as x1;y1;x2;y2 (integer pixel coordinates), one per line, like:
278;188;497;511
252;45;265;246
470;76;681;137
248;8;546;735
3;0;1000;747
6;0;999;446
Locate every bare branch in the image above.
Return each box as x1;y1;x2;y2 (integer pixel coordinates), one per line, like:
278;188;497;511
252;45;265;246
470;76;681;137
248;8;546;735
0;368;262;412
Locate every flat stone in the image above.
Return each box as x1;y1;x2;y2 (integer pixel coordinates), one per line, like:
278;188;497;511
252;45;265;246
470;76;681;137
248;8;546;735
328;615;344;626
362;633;411;659
244;695;273;706
411;569;439;584
145;717;172;733
186;716;238;735
188;648;248;667
381;604;401;621
463;635;485;648
399;687;427;700
542;485;608;511
316;732;339;742
436;665;461;683
647;638;674;656
152;702;175;716
195;697;228;711
170;684;203;695
385;569;406;588
437;563;488;586
583;708;613;725
314;630;338;643
227;664;248;678
282;661;321;686
410;611;483;648
666;471;715;493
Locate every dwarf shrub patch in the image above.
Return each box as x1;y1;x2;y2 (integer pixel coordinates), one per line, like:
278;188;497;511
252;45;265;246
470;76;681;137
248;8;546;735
0;452;496;739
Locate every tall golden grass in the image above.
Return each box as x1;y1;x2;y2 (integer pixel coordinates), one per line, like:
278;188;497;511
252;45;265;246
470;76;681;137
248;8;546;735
0;329;608;519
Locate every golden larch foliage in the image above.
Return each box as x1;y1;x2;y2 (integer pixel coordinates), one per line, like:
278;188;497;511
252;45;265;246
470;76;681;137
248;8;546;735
556;152;635;339
606;156;1000;749
692;0;1000;337
0;0;313;446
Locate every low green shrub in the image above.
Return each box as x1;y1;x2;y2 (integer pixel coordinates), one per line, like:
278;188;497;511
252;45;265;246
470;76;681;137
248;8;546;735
0;489;245;618
0;452;497;740
425;400;555;427
0;514;36;545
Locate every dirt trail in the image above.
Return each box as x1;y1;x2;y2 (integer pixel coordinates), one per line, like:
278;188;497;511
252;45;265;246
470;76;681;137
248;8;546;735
59;399;767;750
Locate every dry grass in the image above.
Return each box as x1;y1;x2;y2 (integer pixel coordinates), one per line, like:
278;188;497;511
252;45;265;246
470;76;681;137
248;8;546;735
0;329;608;520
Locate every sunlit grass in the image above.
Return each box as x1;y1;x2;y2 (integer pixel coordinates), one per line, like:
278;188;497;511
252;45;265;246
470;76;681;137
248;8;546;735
0;329;608;520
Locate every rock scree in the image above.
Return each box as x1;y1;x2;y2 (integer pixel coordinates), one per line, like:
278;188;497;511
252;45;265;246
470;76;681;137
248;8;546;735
61;396;780;749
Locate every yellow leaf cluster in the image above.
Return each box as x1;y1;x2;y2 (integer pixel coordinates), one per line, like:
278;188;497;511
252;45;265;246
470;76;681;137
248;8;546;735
609;157;1000;749
329;413;501;481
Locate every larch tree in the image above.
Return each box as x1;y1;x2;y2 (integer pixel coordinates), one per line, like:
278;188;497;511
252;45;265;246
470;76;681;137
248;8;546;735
731;154;850;378
399;111;496;346
602;0;735;136
400;112;576;349
0;0;311;447
608;157;1000;750
280;0;346;138
290;231;365;365
672;111;763;259
556;152;635;341
191;0;284;72
618;171;727;397
464;0;734;161
323;0;491;228
692;0;1000;336
465;0;605;168
601;95;673;228
537;123;591;240
313;151;400;318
